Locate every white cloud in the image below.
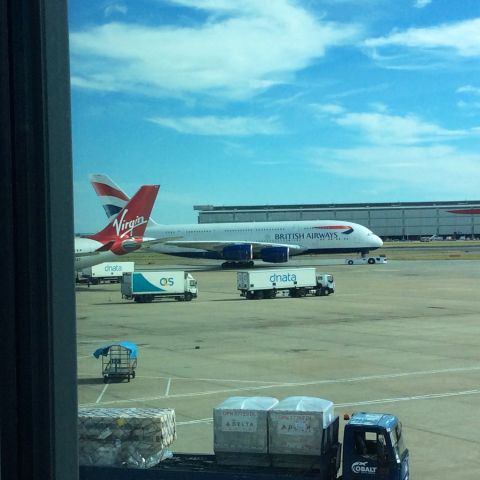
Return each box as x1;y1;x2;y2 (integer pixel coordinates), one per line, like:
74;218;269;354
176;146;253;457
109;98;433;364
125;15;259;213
310;107;480;197
310;144;480;197
364;18;480;58
457;85;480;95
457;100;480;110
413;0;431;8
148;115;285;136
70;0;360;99
335;112;469;145
310;103;345;115
104;4;128;17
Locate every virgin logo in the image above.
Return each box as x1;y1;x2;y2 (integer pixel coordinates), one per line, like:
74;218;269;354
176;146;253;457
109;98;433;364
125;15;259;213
113;209;146;238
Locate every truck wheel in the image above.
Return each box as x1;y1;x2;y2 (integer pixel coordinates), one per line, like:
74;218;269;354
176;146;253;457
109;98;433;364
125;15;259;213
184;292;193;302
103;376;108;383
347;259;354;265
368;257;375;264
246;291;254;300
132;370;136;379
255;291;264;300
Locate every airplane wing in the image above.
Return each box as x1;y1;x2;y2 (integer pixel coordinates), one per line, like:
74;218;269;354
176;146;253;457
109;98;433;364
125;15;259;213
75;250;105;257
139;236;183;250
162;240;307;254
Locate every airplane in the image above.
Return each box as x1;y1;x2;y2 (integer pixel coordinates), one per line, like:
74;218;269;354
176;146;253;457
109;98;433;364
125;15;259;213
90;174;383;268
75;184;159;270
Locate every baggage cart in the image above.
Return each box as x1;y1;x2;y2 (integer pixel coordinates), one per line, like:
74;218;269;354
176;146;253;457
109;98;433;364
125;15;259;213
93;342;138;383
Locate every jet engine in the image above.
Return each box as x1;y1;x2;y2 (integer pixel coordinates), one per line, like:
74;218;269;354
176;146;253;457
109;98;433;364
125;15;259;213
110;237;142;255
222;244;253;261
260;246;289;263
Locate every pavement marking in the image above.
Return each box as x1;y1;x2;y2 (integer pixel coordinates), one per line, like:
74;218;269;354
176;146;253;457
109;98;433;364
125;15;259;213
176;388;480;426
136;376;276;384
127;365;480;386
336;389;480;407
165;378;172;397
95;384;109;404
80;365;480;407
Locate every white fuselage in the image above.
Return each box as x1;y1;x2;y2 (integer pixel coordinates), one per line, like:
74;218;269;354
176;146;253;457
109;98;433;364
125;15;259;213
143;220;382;259
74;237;121;270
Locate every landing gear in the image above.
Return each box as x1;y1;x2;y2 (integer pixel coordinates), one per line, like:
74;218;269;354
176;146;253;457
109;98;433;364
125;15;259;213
221;260;254;269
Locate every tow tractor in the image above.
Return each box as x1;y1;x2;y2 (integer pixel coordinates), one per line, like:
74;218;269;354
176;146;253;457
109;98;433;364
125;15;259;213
345;255;387;265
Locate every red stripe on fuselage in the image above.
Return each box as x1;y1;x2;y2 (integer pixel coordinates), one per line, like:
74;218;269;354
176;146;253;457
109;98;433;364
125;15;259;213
448;209;480;215
91;181;129;200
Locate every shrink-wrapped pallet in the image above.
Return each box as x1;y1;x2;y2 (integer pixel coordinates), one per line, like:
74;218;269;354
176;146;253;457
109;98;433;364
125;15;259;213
78;407;176;468
269;396;334;468
214;396;278;466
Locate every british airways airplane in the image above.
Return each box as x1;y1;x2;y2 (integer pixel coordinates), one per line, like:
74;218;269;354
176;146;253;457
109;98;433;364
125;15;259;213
90;175;382;268
75;184;159;270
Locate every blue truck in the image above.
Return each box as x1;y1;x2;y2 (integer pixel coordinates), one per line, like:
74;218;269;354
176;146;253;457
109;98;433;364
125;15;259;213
79;410;409;480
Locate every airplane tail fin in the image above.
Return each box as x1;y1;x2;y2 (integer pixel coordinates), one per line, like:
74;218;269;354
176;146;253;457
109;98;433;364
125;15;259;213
90;174;159;225
87;185;159;254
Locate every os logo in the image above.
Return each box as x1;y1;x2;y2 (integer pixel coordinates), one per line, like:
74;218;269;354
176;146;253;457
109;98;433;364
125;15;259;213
159;277;174;287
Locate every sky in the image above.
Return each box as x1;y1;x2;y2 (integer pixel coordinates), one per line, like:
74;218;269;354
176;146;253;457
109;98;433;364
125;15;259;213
68;0;480;232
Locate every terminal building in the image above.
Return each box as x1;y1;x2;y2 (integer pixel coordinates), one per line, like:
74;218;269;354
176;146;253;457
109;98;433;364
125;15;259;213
194;201;480;240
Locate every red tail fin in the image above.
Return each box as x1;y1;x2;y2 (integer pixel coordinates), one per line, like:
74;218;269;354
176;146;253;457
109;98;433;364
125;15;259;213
88;185;159;245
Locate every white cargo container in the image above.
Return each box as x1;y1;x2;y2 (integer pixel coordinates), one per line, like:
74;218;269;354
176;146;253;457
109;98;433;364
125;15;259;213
268;396;335;469
213;396;279;466
237;268;335;300
78;261;135;284
121;271;198;303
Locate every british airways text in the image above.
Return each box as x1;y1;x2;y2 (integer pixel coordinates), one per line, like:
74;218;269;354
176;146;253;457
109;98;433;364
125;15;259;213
274;232;339;241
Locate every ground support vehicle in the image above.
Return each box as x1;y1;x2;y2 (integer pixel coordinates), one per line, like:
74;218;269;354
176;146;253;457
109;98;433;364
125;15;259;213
121;271;198;303
79;410;409;480
93;342;138;383
237;268;335;300
77;261;135;284
345;255;387;265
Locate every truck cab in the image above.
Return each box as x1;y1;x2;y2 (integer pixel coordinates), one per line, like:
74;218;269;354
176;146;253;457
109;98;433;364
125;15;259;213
315;273;335;295
343;412;409;480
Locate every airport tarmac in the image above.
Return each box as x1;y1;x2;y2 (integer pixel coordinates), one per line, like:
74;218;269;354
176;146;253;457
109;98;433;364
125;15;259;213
77;259;480;479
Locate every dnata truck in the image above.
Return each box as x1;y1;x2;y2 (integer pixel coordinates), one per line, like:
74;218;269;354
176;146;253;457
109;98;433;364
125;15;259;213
121;271;197;303
79;400;409;480
77;261;135;284
237;268;335;299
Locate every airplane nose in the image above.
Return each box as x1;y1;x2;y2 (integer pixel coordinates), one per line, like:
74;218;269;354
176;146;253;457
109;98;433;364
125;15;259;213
373;235;383;248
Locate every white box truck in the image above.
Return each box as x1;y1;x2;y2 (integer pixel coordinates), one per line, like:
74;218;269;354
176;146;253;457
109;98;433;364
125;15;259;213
237;268;335;300
121;271;198;303
78;261;135;284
